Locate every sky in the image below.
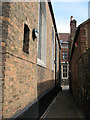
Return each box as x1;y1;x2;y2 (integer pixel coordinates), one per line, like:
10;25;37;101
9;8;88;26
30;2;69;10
51;1;89;33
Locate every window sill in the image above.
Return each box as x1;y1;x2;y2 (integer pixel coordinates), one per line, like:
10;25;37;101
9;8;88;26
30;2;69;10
62;77;68;79
37;58;46;68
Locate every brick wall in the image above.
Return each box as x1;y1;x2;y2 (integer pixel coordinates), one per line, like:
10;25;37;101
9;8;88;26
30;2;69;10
70;19;90;118
1;2;39;118
0;2;2;119
87;21;90;48
80;24;88;54
77;48;90;118
70;39;80;102
1;2;58;118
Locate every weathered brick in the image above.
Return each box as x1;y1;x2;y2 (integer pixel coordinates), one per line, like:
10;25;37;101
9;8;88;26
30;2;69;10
70;19;90;118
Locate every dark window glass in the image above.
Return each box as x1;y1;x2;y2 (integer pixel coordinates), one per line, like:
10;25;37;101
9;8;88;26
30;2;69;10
23;24;30;54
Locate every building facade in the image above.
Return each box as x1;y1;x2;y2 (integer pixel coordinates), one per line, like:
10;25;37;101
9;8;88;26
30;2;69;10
59;33;69;86
0;2;61;119
69;17;90;118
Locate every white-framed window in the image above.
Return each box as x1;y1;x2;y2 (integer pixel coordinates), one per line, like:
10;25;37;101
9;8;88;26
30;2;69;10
52;26;54;71
61;64;68;79
63;65;67;78
37;2;46;67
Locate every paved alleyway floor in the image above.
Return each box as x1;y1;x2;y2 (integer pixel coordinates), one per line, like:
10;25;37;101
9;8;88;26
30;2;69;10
41;87;86;119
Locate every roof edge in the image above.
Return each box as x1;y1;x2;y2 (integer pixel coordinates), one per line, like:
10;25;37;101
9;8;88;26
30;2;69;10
79;18;90;28
48;2;61;49
69;18;90;63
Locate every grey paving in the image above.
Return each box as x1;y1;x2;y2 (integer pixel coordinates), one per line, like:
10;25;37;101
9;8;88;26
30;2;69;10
42;89;85;119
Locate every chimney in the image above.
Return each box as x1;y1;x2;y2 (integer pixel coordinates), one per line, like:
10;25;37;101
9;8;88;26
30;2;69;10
70;16;77;35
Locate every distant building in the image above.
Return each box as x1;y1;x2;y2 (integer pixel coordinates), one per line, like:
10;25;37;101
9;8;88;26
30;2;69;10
59;33;70;86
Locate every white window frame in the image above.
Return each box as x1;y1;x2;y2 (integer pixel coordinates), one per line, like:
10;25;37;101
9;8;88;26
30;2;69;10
61;64;69;79
37;2;46;67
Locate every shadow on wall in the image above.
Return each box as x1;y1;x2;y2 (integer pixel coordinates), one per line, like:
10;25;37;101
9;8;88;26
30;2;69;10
77;48;90;118
37;79;55;96
2;2;10;75
15;80;60;119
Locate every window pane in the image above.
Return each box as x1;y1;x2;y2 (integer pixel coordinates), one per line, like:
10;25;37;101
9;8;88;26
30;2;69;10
63;65;67;69
63;69;67;72
62;55;65;60
38;4;42;59
38;2;46;64
63;73;67;77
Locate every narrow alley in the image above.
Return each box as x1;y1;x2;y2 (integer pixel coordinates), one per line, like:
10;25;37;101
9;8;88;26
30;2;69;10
41;87;85;119
0;1;90;120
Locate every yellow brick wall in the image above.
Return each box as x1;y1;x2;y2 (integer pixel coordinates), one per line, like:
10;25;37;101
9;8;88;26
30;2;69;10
2;2;39;118
1;2;59;118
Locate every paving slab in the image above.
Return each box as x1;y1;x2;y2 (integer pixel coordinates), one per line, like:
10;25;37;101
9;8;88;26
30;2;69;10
41;90;85;119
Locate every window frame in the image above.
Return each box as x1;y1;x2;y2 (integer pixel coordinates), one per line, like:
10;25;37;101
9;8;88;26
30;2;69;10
62;64;68;79
37;2;46;68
